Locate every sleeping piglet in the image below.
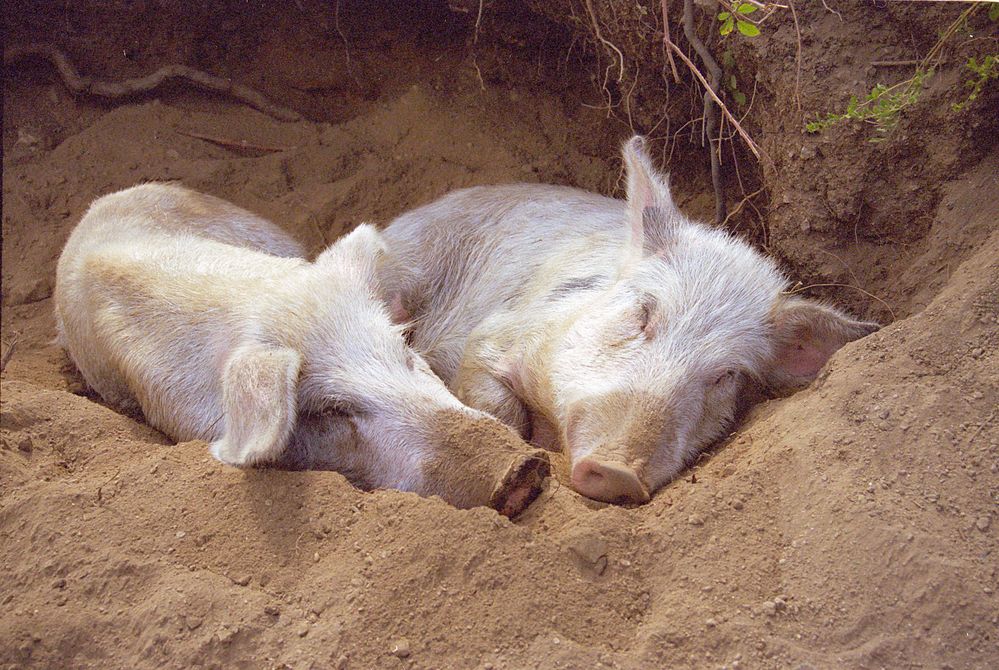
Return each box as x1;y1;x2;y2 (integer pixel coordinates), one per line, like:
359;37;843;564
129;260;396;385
380;136;878;504
54;183;549;516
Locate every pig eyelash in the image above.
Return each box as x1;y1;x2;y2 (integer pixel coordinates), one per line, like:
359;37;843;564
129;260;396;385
639;297;659;338
714;369;737;386
321;395;363;417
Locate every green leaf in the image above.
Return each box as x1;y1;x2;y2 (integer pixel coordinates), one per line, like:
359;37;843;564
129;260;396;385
718;12;731;21
734;90;747;106
720;17;735;35
737;3;758;14
730;74;738;89
737;21;761;37
989;4;999;21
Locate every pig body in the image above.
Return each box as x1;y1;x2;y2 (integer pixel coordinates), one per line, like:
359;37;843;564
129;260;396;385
55;183;548;515
381;137;878;504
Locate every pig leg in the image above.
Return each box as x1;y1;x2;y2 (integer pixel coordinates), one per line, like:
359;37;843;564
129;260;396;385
210;344;302;467
453;357;530;439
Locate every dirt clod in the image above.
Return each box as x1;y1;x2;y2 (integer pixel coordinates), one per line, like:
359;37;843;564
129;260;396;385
390;638;411;658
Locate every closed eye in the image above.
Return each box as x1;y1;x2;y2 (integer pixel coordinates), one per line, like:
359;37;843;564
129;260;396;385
714;369;737;386
639;295;659;338
322;394;365;417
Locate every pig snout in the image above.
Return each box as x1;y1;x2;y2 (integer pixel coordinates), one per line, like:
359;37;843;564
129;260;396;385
421;409;550;518
564;394;663;504
570;457;650;505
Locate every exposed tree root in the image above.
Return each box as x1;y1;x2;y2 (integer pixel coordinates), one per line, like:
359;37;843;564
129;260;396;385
583;0;625;85
4;44;302;122
659;0;681;83
681;0;726;224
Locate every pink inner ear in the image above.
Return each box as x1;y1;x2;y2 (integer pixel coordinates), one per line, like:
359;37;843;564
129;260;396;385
493;355;528;399
778;339;836;378
770;298;877;386
387;293;409;324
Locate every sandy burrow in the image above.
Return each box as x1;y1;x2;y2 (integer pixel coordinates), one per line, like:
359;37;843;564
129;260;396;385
2;97;997;669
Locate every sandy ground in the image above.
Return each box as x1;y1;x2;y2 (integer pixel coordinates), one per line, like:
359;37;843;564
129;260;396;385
2;2;997;668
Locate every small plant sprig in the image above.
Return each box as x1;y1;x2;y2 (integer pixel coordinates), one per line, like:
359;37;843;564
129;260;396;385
718;2;761;37
805;69;934;142
952;54;998;112
804;3;988;143
721;50;748;106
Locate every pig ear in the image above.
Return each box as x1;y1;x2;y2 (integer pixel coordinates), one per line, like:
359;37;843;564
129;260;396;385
210;345;302;467
315;223;386;284
385;291;411;324
622;136;679;261
766;297;880;391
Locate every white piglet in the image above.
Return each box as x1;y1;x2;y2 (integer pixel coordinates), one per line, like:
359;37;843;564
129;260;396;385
55;183;548;516
381;137;879;504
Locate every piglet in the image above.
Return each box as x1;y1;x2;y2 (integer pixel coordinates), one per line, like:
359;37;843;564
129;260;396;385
380;136;879;504
54;183;549;516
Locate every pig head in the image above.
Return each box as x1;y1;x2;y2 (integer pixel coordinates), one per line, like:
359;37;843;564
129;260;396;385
458;138;880;504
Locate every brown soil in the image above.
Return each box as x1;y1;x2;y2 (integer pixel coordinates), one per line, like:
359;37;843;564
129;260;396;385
2;2;996;669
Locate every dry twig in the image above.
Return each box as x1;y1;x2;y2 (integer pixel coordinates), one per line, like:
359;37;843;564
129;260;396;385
821;0;844;22
665;39;762;161
5;44;302;122
721;186;765;228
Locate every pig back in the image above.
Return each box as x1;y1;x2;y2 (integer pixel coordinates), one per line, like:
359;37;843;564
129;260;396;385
380;184;625;379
